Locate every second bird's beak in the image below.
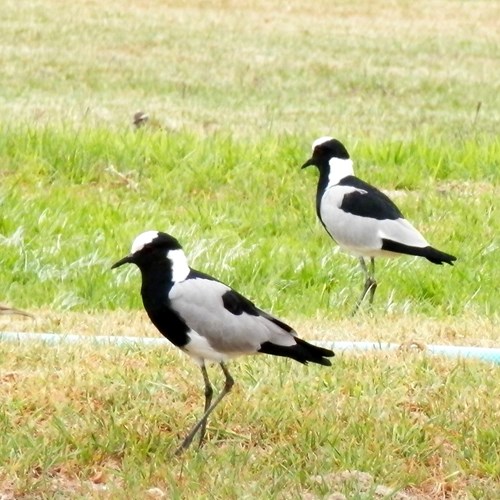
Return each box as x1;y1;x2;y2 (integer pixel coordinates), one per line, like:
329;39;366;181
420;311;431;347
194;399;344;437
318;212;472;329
111;255;134;269
301;158;315;169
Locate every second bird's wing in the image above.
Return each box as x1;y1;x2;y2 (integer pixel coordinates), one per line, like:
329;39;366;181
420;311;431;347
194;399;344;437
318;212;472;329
321;179;429;253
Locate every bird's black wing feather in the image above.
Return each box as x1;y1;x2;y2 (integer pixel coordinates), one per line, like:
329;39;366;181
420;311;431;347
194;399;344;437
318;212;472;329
221;289;260;316
338;176;403;220
183;270;332;364
221;289;295;333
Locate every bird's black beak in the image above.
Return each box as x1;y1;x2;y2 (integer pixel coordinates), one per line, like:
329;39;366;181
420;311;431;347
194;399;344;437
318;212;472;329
111;255;134;269
301;158;315;169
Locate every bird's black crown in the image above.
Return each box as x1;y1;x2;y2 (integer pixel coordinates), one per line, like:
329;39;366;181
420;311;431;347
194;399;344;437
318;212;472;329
144;232;183;252
313;138;350;161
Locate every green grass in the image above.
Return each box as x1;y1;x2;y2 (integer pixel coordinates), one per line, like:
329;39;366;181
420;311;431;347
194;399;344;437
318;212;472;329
1;0;499;497
0;127;498;317
0;342;499;498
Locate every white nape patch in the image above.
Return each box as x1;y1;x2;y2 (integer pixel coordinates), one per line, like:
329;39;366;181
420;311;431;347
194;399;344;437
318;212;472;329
312;136;334;151
167;249;190;282
327;157;354;187
131;230;159;254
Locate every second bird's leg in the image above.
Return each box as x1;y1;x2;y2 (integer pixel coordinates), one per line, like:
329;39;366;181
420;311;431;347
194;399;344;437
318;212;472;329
352;257;377;315
175;362;234;455
367;258;377;305
198;364;213;448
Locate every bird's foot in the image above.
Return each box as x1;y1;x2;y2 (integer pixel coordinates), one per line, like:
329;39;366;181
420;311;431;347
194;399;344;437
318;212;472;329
174;431;198;456
351;278;377;316
367;278;377;305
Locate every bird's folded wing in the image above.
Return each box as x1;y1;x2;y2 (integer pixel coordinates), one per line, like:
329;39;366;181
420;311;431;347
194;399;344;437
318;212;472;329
378;217;429;248
169;275;296;354
321;185;429;251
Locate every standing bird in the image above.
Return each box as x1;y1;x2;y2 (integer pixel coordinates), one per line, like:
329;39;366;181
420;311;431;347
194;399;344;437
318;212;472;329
301;136;456;312
111;230;334;454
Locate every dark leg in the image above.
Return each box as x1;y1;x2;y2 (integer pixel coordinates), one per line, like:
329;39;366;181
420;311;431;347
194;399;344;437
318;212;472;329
352;257;378;315
367;258;377;305
198;364;213;448
175;362;234;456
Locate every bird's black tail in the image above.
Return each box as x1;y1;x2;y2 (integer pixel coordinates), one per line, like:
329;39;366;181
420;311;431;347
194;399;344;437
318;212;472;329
259;338;334;366
419;246;457;265
382;239;457;265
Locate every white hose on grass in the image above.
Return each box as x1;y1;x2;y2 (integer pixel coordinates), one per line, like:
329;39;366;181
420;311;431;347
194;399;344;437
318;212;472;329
1;331;499;364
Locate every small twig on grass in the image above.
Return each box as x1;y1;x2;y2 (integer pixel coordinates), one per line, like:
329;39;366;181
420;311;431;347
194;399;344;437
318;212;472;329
105;164;139;190
133;111;149;129
473;101;482;126
0;304;35;319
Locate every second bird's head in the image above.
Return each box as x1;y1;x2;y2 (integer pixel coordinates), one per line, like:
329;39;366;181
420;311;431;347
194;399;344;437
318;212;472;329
301;136;350;171
111;230;190;282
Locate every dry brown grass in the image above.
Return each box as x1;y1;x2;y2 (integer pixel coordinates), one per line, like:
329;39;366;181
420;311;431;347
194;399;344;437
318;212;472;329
1;309;497;348
2;0;498;136
0;328;498;498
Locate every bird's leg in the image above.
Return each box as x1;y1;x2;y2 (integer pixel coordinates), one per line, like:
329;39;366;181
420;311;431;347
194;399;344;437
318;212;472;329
197;364;213;448
352;257;377;315
367;257;377;305
175;362;234;456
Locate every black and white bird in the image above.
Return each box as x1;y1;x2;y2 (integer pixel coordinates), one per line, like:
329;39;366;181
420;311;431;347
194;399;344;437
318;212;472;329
301;136;457;312
112;230;334;454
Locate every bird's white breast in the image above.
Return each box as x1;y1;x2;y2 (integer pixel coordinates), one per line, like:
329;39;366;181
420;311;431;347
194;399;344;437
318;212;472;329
183;330;234;365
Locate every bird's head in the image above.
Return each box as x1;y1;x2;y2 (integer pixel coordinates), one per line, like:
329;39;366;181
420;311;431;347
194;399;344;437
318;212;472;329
111;230;190;282
301;136;350;171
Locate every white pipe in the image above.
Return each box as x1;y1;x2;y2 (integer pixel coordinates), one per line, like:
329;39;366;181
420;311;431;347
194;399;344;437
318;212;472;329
1;331;499;364
316;340;500;364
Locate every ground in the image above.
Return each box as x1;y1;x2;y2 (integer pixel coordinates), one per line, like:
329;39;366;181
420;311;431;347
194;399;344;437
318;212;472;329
0;0;499;497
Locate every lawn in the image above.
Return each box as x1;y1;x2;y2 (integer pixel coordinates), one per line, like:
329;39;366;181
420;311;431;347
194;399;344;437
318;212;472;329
0;0;499;498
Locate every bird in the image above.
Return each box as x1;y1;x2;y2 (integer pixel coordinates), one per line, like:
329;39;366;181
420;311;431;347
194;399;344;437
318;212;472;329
301;136;457;313
111;230;334;454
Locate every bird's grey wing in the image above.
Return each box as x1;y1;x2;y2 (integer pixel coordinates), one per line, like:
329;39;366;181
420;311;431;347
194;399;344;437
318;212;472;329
378;217;429;248
169;275;296;354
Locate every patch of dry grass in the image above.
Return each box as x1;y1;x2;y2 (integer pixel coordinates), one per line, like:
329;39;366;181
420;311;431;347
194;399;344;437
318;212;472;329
0;335;498;498
1;0;498;137
1;310;498;348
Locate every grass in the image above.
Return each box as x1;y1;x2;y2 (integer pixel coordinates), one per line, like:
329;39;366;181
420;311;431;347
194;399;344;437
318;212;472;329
0;128;498;318
0;339;499;498
0;0;499;497
1;0;499;138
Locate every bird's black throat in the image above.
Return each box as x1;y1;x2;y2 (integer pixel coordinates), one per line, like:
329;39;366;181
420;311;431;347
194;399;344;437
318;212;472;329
139;259;190;348
315;164;331;220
